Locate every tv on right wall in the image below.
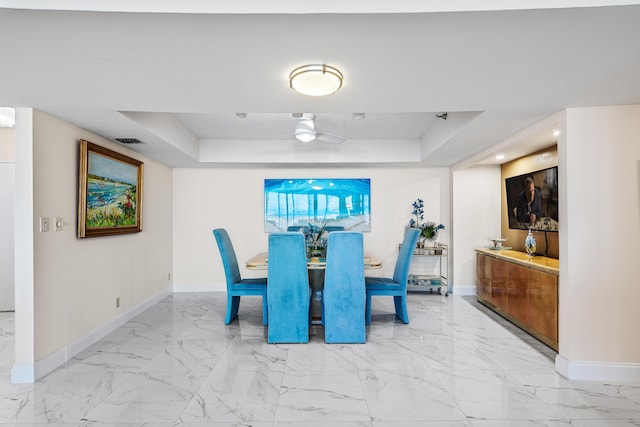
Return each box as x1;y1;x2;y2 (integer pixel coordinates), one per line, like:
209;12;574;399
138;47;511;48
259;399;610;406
506;166;559;231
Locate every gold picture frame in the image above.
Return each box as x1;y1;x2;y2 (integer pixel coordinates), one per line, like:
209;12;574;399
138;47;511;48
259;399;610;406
78;139;143;238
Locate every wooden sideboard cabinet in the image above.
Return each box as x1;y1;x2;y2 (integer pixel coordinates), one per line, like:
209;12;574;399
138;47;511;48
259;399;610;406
475;249;559;350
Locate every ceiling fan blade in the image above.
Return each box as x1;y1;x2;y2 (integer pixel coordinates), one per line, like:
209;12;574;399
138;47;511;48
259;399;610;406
316;132;345;144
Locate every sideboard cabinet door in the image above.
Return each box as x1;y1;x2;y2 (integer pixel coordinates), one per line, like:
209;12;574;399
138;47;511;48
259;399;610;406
507;262;529;324
491;258;508;312
528;269;558;344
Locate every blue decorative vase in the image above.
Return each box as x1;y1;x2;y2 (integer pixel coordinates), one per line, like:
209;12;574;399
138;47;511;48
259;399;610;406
525;229;537;256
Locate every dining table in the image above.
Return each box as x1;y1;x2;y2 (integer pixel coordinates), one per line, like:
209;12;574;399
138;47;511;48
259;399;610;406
246;252;382;324
245;252;382;270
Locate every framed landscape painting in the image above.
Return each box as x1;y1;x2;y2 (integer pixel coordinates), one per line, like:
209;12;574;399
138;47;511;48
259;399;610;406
78;139;143;238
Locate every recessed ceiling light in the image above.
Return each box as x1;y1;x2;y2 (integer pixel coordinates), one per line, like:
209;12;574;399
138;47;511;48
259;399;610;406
289;64;343;97
495;154;505;160
552;130;560;136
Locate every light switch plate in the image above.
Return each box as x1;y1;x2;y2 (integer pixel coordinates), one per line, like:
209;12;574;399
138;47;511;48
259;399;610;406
40;217;50;232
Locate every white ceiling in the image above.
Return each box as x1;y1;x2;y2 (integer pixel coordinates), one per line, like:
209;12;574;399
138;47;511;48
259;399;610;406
1;1;640;168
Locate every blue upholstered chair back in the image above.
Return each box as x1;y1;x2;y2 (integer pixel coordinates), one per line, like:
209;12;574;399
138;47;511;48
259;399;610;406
323;231;366;343
213;228;268;325
392;228;421;288
267;232;310;343
213;228;241;289
324;226;345;232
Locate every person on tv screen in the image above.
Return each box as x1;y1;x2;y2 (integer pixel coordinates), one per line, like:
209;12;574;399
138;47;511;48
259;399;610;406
515;177;542;225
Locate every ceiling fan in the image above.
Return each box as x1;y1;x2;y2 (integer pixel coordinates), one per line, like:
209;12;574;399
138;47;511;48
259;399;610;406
293;113;345;144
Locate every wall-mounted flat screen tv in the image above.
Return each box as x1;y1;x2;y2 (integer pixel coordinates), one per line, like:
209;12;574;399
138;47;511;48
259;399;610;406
264;178;371;232
506;166;558;231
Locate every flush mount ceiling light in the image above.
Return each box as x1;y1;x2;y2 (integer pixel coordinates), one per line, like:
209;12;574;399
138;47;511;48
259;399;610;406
289;64;343;97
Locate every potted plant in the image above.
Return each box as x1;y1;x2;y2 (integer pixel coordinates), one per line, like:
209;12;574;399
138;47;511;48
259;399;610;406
406;198;445;248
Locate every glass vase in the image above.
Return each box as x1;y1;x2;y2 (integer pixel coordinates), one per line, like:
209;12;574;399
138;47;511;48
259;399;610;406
525;229;537;256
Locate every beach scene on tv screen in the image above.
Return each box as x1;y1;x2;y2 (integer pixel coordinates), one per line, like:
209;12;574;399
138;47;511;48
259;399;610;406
264;178;371;232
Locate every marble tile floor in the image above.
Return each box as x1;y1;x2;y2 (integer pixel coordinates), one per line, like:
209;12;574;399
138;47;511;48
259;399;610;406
0;293;639;426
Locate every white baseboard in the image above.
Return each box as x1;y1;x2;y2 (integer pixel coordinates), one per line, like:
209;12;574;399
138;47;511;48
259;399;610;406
15;287;172;383
449;285;476;296
173;282;225;292
556;354;640;382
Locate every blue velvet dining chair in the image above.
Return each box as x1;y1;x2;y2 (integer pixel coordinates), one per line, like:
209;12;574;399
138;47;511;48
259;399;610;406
323;231;366;343
213;228;268;325
267;232;310;343
365;227;421;325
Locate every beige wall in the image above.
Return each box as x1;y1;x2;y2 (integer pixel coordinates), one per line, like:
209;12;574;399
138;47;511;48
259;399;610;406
0;127;15;310
27;110;173;361
560;105;640;364
452;165;502;290
172;167;450;290
501;146;559;258
0;127;14;160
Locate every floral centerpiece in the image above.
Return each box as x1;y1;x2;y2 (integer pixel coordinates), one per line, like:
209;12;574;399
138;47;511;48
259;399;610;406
303;222;328;258
406;198;445;247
